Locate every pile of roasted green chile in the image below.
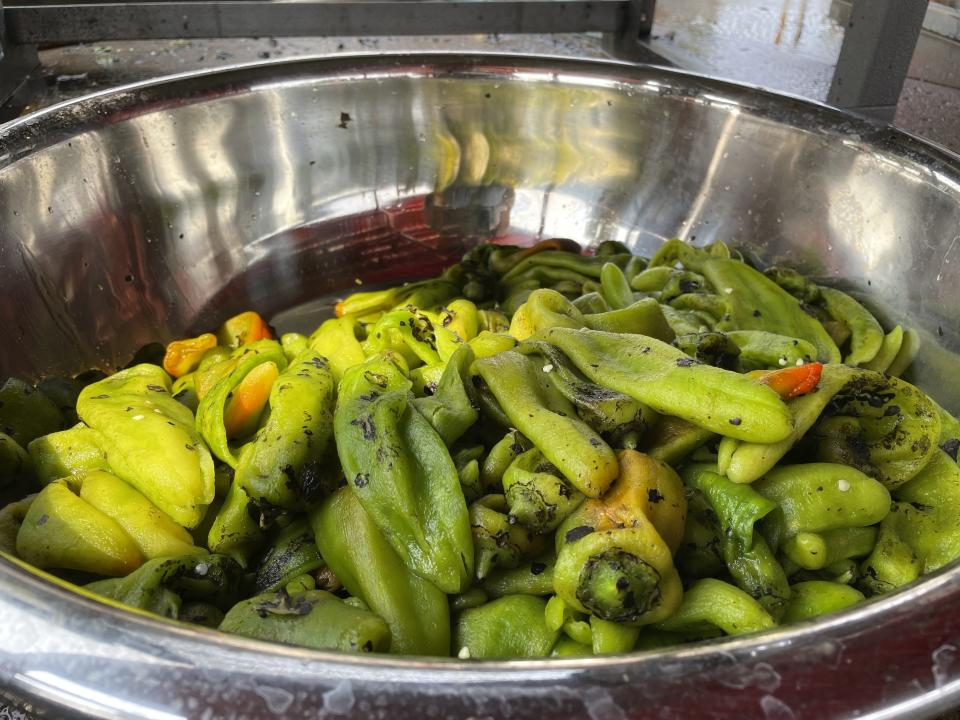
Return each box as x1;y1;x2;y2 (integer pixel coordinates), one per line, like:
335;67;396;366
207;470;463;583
1;238;958;659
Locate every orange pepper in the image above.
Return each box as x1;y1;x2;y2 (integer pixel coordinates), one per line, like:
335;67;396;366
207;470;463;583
223;361;279;439
753;362;824;400
162;333;218;378
216;311;272;349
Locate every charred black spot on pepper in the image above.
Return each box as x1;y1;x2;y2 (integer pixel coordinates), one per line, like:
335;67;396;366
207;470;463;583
941;438;960;462
565;525;594;543
146;384;166;392
676;358;695;367
530;562;547;575
354;473;369;488
647;489;665;504
350;415;377;441
729;417;742;426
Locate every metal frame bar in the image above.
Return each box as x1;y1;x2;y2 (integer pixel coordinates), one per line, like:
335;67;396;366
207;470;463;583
828;0;928;121
4;0;627;43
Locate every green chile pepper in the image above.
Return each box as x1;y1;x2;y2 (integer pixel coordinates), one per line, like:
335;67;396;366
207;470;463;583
682;466;790;618
862;326;904;373
554;453;683;625
280;332;309;361
652;240;841;363
584;298;675;341
311;487;450;656
642;416;715;465
413;345;478;446
781;580;865;623
753;463;891;550
27;423;110;486
519;341;656;438
480;430;531;494
171;373;199;412
551;637;592;656
722;534;791;621
89;553;243;617
454;595;560;659
538;328;793;443
724;330;818;371
220;588;391;653
481;555;555;598
675;491;725;581
886;328;920;378
309;317;367;380
600;263;634;310
672;332;741;370
781;526;878;571
451;588;489;612
234;351;337;510
813;371;940;490
630;266;673;292
653;578;775;637
335;353;473;593
501;250;624;284
254;519;325;593
859;514;922;595
475;350;618;498
573;292;609;315
453;445;485;502
0;378;62;446
195;340;288;468
207;479;266;567
681;466;776;549
818;287;884;366
16;478;143;576
717;364;858;484
0;494;35;554
362;308;462;368
478;309;511;334
502;448;585;534
78;470;201;560
77;364;215;528
471;494;546;579
591;616;640;655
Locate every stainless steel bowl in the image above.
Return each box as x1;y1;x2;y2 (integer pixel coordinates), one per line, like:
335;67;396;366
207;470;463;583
1;53;960;720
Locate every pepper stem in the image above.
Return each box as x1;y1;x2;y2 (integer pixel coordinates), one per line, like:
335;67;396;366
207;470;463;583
576;548;662;623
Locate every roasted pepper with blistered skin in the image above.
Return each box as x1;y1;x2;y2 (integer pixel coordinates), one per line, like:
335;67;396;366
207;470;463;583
502;448;585;534
537;327;793;443
554;451;684;625
335;353;473;593
813;370;940;490
470;494;546;579
234;351;337;511
475;349;618;498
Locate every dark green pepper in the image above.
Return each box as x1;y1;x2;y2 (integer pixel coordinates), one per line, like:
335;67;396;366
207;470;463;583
254;519;325;593
453;595;560;659
335;353;473;593
502;448;585;534
220;588;391;653
312;487;451;656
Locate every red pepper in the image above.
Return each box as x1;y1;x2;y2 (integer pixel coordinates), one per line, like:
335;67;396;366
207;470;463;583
753;362;824;399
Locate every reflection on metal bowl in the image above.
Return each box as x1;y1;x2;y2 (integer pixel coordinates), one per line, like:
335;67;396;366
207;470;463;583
1;53;960;719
